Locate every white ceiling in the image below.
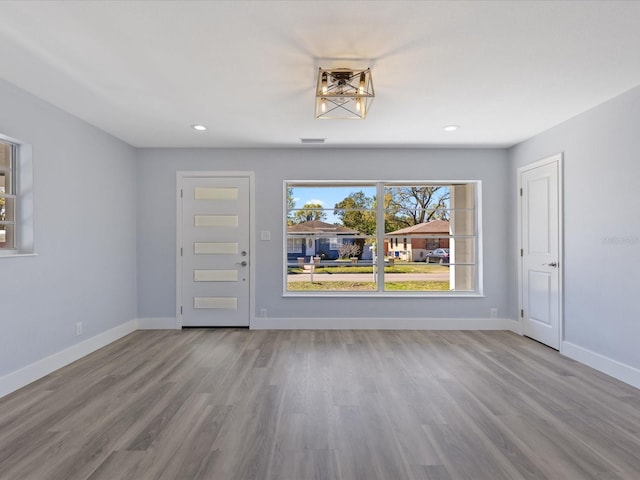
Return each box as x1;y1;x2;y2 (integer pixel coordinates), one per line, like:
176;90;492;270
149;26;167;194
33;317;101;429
1;0;640;148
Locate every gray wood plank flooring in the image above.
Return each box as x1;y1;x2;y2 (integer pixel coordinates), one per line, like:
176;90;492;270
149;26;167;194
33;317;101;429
1;329;639;480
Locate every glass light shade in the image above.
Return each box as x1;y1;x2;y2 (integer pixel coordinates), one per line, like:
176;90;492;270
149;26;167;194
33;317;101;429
315;67;374;119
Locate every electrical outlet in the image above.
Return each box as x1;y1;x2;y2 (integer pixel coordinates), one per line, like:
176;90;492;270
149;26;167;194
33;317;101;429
260;230;271;241
490;308;498;319
76;321;83;336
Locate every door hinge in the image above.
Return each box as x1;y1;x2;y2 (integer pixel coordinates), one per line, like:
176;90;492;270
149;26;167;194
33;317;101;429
520;188;523;196
180;247;183;256
520;309;524;318
180;189;183;198
520;248;523;257
180;306;183;314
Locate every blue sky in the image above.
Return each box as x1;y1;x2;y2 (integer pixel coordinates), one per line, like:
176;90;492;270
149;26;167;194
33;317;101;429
290;185;376;224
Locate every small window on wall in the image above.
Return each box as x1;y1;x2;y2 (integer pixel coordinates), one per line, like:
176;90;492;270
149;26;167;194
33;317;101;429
0;141;16;250
0;134;34;256
284;181;481;295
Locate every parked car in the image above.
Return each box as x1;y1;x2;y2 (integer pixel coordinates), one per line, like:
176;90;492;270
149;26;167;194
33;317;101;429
426;248;449;264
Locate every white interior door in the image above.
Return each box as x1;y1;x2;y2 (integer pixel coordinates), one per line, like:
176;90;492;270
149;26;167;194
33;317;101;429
519;155;562;349
180;175;250;327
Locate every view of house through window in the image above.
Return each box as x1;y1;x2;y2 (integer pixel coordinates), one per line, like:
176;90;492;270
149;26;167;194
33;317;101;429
285;181;479;294
0;140;16;250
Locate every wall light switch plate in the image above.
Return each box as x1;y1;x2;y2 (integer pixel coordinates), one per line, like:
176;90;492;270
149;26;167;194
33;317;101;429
260;231;271;241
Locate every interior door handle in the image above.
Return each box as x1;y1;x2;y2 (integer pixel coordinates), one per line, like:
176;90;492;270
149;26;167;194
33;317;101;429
544;262;558;267
235;261;247;267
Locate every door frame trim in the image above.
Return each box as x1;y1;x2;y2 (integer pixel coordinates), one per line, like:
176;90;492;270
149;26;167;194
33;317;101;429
517;153;564;352
176;171;256;328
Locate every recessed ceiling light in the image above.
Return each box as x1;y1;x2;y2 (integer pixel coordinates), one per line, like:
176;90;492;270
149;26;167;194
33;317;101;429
191;124;207;131
443;125;459;132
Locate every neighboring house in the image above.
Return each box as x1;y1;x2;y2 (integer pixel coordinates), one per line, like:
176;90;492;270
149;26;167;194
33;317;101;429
287;220;360;261
385;220;450;262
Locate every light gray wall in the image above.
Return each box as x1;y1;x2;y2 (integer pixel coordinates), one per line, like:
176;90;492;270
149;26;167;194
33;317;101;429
136;148;510;321
508;84;640;370
0;79;138;377
3;69;638;388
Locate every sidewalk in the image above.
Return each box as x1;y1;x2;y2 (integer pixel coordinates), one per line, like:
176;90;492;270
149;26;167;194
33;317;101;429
287;272;450;282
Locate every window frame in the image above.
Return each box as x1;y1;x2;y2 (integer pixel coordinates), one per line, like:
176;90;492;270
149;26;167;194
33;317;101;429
283;180;483;297
0;133;34;258
0;140;17;252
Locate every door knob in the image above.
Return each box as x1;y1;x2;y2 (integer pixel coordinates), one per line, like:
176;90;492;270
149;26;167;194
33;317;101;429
544;262;558;267
235;261;247;267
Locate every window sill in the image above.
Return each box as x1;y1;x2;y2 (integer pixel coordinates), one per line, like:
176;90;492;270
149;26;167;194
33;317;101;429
283;291;484;298
0;252;38;258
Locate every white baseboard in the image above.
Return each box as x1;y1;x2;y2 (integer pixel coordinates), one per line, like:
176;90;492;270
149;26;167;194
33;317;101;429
251;316;519;331
562;341;640;390
137;317;180;330
0;319;137;399
511;319;523;335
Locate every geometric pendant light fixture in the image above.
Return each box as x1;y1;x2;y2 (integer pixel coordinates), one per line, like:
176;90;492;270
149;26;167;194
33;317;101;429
315;67;374;119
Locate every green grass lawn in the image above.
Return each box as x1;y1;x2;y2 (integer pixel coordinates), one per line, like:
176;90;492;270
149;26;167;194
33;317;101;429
287;280;450;291
288;263;449;275
384;281;449;291
287;281;377;291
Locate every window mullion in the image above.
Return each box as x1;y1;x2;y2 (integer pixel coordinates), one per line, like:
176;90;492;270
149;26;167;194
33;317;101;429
376;182;385;291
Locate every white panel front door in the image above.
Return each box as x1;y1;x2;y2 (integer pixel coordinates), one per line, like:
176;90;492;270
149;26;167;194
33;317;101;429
180;176;250;327
520;157;561;349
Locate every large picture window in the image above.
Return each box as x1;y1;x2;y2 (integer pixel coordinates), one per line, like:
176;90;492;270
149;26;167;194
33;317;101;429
284;181;481;295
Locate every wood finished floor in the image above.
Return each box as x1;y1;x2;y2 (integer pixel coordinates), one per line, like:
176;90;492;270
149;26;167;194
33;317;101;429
1;330;639;480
